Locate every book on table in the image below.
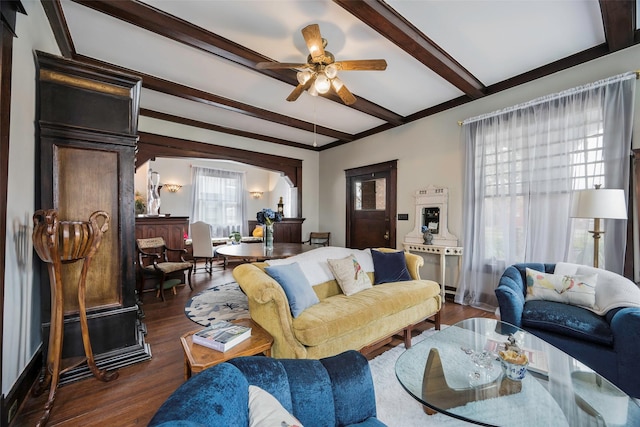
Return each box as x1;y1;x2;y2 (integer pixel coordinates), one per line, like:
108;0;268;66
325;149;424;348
193;320;252;352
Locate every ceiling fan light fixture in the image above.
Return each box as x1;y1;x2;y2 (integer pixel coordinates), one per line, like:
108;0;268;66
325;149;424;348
325;63;338;79
297;70;312;85
308;84;319;97
315;73;331;94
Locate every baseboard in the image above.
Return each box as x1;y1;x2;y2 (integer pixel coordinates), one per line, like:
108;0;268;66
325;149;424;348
1;347;43;427
2;320;151;426
59;319;152;385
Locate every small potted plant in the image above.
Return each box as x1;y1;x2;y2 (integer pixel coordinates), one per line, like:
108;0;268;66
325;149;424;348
134;191;146;215
229;231;242;244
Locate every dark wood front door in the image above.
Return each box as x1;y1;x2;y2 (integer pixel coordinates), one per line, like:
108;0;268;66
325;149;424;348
346;160;397;249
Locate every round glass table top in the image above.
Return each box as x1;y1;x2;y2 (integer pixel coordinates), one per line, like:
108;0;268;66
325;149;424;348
395;318;640;427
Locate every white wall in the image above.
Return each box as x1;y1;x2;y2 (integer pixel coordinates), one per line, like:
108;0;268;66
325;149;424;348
3;1;60;395
135;157;286;233
320;44;640;280
137;117;321;240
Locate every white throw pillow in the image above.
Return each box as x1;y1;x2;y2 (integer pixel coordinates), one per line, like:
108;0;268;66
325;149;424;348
525;268;597;308
327;254;373;296
248;385;303;427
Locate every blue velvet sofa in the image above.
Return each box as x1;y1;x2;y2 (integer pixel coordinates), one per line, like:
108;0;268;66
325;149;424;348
496;263;640;398
148;350;386;427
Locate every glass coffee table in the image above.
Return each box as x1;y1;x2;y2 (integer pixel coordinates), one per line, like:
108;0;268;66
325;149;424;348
395;318;640;426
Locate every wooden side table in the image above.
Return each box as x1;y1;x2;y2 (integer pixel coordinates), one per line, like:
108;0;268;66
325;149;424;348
180;318;273;380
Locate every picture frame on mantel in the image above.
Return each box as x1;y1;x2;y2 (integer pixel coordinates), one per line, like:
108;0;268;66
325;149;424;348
405;185;458;246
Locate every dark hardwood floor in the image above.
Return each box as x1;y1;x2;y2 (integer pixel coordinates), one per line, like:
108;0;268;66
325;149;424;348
13;262;496;426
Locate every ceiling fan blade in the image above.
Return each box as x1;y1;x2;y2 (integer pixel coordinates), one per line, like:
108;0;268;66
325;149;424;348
301;24;326;63
256;62;309;70
286;74;317;102
334;59;387;71
332;80;357;105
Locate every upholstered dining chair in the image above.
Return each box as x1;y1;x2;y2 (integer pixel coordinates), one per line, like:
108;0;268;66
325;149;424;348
303;232;331;246
190;221;216;275
136;237;193;301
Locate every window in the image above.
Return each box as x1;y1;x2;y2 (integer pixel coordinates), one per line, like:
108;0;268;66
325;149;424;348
190;166;246;237
459;73;635;309
479;108;606;263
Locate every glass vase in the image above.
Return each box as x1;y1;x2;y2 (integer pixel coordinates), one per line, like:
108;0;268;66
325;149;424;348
264;224;274;250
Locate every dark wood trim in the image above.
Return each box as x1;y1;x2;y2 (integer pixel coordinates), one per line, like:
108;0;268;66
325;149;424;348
140;109;321;151
599;0;636;52
40;0;75;58
345;160;398;249
0;16;11;427
42;0;640;155
334;0;485;100
624;152;635;279
137;132;304;217
70;0;403;126
630;149;640;279
0;2;25;425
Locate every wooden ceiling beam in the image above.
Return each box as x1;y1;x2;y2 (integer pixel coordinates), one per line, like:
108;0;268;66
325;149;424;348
74;54;352;143
70;0;404;126
137;131;303;188
598;0;636;52
334;0;486;100
140;108;321;151
40;0;75;58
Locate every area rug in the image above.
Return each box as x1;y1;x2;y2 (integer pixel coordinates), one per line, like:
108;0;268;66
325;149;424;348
184;281;250;327
369;326;472;426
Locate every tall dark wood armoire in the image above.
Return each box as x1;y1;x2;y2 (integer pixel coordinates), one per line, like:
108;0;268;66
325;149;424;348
35;51;150;381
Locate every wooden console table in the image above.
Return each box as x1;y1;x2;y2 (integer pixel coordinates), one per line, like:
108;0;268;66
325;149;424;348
248;217;305;243
135;216;189;259
403;243;463;302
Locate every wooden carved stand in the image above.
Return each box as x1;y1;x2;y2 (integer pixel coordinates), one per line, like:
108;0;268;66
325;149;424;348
31;209;119;426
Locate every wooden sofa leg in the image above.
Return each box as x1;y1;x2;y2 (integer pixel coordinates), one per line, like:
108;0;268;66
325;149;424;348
404;325;413;349
434;311;441;330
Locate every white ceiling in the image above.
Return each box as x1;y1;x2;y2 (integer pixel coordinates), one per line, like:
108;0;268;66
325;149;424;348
52;0;638;149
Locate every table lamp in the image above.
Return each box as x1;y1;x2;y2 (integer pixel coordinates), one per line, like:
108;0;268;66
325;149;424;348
570;185;627;268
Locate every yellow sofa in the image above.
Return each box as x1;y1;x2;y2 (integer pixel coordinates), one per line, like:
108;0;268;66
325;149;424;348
232;248;441;359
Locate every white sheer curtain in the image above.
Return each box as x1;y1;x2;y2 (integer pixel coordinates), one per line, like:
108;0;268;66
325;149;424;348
190;166;247;237
457;72;636;310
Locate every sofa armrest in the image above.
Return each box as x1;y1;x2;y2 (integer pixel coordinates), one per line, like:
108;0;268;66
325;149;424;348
233;263;307;358
404;252;424;280
495;265;527;327
610;307;640;397
148;363;249;426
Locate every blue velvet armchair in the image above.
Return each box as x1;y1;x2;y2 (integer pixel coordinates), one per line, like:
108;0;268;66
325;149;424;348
496;263;640;398
149;350;386;427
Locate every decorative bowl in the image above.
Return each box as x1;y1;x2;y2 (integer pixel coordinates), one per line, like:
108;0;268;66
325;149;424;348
499;350;529;381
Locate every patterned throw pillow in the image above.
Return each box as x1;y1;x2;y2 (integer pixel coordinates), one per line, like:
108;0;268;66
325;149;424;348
327;254;372;296
248;385;303;427
525;268;597;308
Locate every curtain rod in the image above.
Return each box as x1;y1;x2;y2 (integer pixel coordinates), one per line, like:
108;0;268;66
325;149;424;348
457;70;640;126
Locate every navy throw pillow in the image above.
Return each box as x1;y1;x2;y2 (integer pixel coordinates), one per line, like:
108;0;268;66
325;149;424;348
371;250;411;284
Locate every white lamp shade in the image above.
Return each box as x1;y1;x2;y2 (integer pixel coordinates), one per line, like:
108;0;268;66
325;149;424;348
571;189;627;219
